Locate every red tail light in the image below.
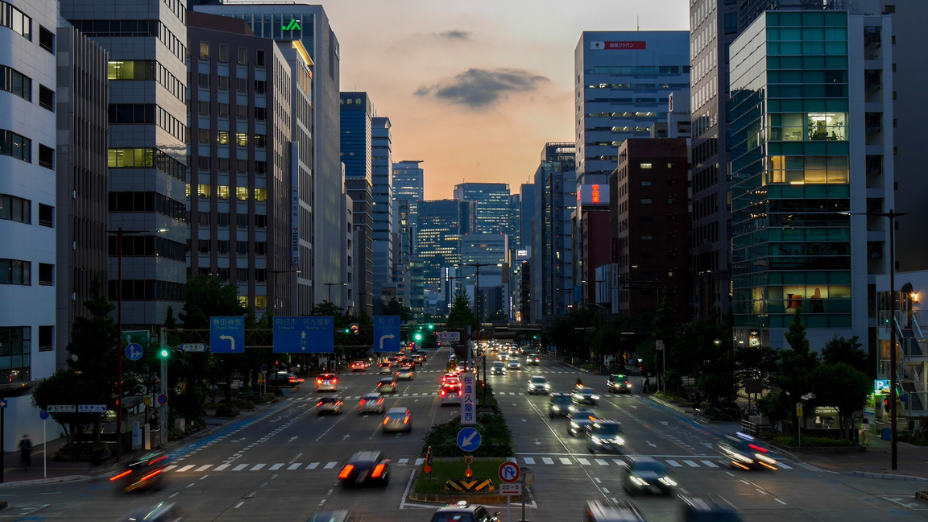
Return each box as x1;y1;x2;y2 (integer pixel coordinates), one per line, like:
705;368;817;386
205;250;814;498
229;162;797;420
110;470;132;481
139;469;162;482
332;378;338;383
749;444;768;453
338;465;354;479
377;398;383;404
383;418;389;425
149;456;168;466
371;463;386;478
441;390;446;396
360;399;367;405
316;378;322;384
317;401;323;407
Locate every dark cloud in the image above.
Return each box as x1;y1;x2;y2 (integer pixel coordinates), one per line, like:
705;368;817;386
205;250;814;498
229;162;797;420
434;30;470;40
414;68;550;109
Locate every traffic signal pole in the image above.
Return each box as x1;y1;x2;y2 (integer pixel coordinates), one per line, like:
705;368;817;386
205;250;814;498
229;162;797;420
160;327;167;446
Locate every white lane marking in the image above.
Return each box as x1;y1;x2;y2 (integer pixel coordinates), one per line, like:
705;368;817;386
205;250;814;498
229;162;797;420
683;460;700;467
415;458;425;465
177;465;195;473
524;457;536;465
541;457;553;464
755;488;767;495
287;463;302;470
163;465;178;472
701;460;719;468
775;498;787;505
289;453;302;464
307;463;319;470
594;478;602;484
195;465;212;472
602;487;610;493
234;501;244;509
577;458;591;466
169;492;179;498
398;458;409;466
324;461;338;469
251;464;265;471
559;457;571;465
214;464;230;471
595;459;608;466
613;459;625;466
233;464;248;471
269;463;284;470
666;460;682;467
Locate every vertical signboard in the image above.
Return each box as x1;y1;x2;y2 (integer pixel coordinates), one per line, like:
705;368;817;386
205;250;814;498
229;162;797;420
461;372;476;426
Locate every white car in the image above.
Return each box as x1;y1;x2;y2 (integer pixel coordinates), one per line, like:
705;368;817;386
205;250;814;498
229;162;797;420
382;407;413;433
396;368;414;381
440;384;462;406
316;373;338;392
317;396;343;415
358;393;385;414
527;376;550;395
507;359;521;370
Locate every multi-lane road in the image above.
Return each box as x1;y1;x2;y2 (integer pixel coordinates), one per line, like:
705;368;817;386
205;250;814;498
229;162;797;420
3;348;927;521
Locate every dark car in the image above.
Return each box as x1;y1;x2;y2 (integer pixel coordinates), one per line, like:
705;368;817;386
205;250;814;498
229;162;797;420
716;432;779;470
586;420;625;454
607;374;633;394
110;452;170;493
337;450;390;487
584;499;646;522
549;392;574;417
429;500;499;522
680;497;744;522
526;353;540;365
267;372;302;386
567;409;597;437
624;456;677;496
116;502;184;522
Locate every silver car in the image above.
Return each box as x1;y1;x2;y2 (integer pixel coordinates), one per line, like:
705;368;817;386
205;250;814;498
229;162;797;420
507;359;521;370
527;376;550;395
572;387;600;405
317;396;343;415
358;393;385;414
382;407;413;433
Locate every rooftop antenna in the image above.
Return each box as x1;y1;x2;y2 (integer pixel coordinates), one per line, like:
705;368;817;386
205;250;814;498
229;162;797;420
637;16;640;31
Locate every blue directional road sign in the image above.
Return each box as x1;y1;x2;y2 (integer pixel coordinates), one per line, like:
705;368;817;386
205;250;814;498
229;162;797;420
125;342;144;361
457;427;481;453
0;399;6;409
273;316;334;353
373;315;401;353
210;316;245;354
40;410;50;420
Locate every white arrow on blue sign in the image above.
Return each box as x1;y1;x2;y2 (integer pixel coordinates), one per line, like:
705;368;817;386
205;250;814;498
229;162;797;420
125;343;143;361
457;427;481;452
0;399;6;409
40;410;50;420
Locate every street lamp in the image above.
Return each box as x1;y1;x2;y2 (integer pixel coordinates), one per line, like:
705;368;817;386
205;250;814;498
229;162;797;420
106;227;167;460
462;263;503;325
324;282;348;304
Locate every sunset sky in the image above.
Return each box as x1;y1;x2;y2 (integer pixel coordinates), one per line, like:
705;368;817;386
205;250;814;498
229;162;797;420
321;0;690;200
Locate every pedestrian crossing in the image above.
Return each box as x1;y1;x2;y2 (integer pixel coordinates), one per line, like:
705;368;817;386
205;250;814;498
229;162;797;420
291;391;638;401
159;455;793;474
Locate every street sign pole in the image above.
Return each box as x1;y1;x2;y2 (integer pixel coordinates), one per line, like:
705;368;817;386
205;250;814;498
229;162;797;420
521;466;527;522
1;399;5;483
160;328;167;446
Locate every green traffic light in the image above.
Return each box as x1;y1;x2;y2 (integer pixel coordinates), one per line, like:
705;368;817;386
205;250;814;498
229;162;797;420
160;349;169;357
428;324;434;330
414;333;423;341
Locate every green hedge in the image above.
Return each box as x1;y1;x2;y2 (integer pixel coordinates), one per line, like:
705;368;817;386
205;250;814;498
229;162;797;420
423;413;514;457
216;404;240;418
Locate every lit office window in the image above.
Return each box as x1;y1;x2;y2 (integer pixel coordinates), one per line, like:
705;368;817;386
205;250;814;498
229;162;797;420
236;187;248;201
197;184;210;198
236;133;248;147
254;188;267;202
217;186;230;200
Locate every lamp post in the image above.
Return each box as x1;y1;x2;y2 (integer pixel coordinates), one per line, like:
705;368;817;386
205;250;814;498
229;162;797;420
324;282;347;304
463;263;503;325
106;227;167;460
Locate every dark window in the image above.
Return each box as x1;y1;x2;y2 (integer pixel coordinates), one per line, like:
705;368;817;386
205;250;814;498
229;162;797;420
256;50;266;67
884;5;895;13
236;241;248;254
38;85;53;111
198;101;209;116
255;107;266;121
38;204;53;227
236;78;248;92
237;214;248;227
217;240;229;254
255;80;266;94
255;214;266;228
198;73;209;88
218;158;229;172
724;13;738;34
198;156;210;170
255;242;267;255
0;129;32;162
217;213;229;227
38;144;53;169
236;159;248;173
0;65;32;101
0;259;30;285
39;26;54;53
255;161;267;174
218;75;229;91
218;44;229;63
39;325;53;352
218;103;229;118
0;194;31;223
255;269;267;282
237;105;247;119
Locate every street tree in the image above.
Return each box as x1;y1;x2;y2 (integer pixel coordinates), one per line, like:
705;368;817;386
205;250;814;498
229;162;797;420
812;362;870;439
773;309;820;434
32;369;102;458
446;288;477;331
821;335;870;377
380;299;413;321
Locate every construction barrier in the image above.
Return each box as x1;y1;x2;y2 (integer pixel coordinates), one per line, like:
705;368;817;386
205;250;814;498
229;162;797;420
445;479;495;492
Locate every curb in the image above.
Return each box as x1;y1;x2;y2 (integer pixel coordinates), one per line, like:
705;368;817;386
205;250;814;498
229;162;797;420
0;474;92;489
408;490;522;504
845;471;928;482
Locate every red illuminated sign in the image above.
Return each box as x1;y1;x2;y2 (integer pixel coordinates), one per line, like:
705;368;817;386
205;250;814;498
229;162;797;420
591;185;600;203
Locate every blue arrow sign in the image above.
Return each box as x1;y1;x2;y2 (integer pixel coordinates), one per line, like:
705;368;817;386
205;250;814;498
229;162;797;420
0;399;7;409
457;427;481;452
210;317;245;354
273;316;334;353
374;316;401;353
125;343;143;361
40;410;50;420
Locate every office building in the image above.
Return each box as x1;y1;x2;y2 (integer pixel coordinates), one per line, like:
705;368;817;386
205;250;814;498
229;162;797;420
650;91;692;138
611;139;690;323
574;184;612;310
62;0;190;326
371;116;393;311
55;24;109;371
391;198;412;308
452;182;511;235
508;194;521;252
1;0;59;447
729;8;892;349
340;92;373;316
574;31;690;186
393;160;424;228
194;3;341;310
187;12;295;317
531;143;576;323
519;183;534;250
460;233;509;321
416;199;476;296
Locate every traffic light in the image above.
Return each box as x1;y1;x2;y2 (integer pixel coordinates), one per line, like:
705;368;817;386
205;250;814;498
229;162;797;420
413;332;423;342
344;327;350;334
428;323;434;330
464;468;473;478
350;323;359;335
159;348;169;358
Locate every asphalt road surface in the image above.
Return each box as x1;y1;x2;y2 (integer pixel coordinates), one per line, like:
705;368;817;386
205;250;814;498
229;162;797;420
3;348;926;521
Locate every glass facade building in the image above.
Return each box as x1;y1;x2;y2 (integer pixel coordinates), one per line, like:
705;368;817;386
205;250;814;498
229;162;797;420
452;183;511;235
416;199;476;295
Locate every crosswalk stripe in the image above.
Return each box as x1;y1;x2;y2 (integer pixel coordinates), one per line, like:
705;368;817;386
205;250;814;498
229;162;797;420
177;465;195;472
398;458;409;465
307;463;319;470
683;460;699;468
415;458;425;465
214;464;230;471
324;462;337;469
577;458;591;466
232;464;248;471
612;459;625;466
251;464;265;471
163;465;178;472
287;463;302;470
666;460;682;467
701;460;718;468
559;457;571;465
778;462;792;469
269;463;284;471
523;457;535;464
595;459;608;466
196;465;212;472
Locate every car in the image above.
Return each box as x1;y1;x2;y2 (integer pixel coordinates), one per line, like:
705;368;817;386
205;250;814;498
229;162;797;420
442;373;460;385
572;387;600;405
429;500;499;522
498;352;509;361
526;353;540;365
491;361;505;375
567;409;597;437
584;499;647;522
316;373;338;392
337;450;390;487
399;359;415;370
440;384;462;406
587;420;625;454
117;502;184;522
526;376;550;395
350;361;367;372
716;432;778;470
302;509;358;522
317;396;343;415
506;359;521;370
379;362;393;374
382;407;413;433
267;372;302;386
358;393;385;414
412;354;425;365
549;393;574;417
110;452;170;493
396;368;415;381
607;374;633;394
624;456;677;496
377;378;398;394
679;497;744;522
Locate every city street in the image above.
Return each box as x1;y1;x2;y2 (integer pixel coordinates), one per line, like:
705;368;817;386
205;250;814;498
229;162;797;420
2;349;926;521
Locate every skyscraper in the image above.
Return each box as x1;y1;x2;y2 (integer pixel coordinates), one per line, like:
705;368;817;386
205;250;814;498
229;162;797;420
574;31;690;185
340;92;373;315
62;0;190;326
371;116;393;310
193;4;341;309
519;183;535;251
416;199;476;296
452;183;511;235
393;160;424;228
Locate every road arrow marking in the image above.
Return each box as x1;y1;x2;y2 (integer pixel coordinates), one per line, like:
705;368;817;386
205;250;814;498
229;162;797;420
343;434;350;440
534;439;541;445
646;441;656;448
288;436;298;442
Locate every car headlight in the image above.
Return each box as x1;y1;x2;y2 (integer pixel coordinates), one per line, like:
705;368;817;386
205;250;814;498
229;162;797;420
551;406;560;411
544;384;551;389
755;454;776;464
658;476;677;487
570;421;579;428
630;476;649;486
591;436;601;445
591;395;601;400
